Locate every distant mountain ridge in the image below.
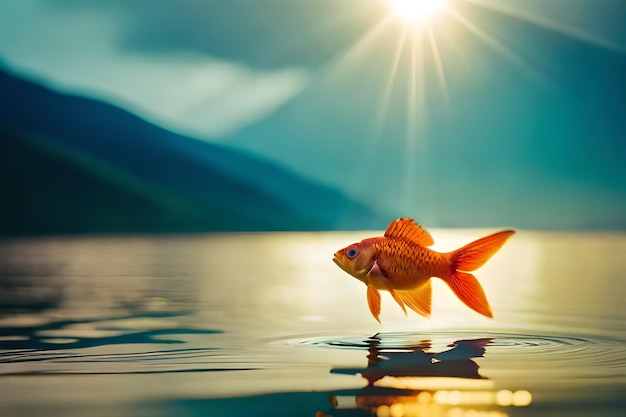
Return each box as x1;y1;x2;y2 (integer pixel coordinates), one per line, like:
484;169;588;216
0;65;388;235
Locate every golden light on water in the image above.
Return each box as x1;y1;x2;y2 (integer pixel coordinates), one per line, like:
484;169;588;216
332;387;532;417
376;376;495;390
372;389;532;417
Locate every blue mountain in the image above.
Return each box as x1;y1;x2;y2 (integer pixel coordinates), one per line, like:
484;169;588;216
0;66;387;235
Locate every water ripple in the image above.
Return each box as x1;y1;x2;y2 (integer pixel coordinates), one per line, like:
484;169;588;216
298;331;621;350
0;346;268;375
296;331;626;379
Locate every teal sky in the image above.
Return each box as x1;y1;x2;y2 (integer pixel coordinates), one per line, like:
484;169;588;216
1;0;625;229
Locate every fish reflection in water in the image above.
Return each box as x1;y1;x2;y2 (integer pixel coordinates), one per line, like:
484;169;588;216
320;335;531;417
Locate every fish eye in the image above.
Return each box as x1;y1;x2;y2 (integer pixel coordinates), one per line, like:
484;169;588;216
346;247;359;259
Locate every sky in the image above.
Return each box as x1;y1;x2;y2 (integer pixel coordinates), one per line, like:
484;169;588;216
0;0;316;138
1;0;625;229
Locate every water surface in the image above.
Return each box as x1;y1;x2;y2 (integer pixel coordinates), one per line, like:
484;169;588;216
0;230;624;416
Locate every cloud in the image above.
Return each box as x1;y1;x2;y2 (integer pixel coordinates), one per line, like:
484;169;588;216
0;0;311;139
44;0;386;69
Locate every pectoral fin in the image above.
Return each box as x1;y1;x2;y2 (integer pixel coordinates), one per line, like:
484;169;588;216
397;280;432;318
366;285;382;323
367;260;387;281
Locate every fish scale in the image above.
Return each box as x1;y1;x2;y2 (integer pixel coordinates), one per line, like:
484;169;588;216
375;238;448;286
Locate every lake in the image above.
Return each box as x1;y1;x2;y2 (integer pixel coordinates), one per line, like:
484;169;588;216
0;230;625;416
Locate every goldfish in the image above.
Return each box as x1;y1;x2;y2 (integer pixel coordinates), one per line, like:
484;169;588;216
333;218;515;322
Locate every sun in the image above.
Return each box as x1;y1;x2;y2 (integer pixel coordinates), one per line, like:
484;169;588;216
387;0;446;24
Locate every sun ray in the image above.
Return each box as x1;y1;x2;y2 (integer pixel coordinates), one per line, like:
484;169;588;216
466;0;626;52
352;26;410;204
325;14;404;207
373;26;409;138
324;14;394;80
443;5;543;82
407;27;418;147
404;26;426;210
426;25;448;102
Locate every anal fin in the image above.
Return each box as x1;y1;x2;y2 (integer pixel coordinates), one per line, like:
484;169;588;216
397;280;432;318
446;271;493;318
389;289;407;316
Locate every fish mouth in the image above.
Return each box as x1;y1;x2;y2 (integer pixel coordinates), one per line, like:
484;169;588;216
332;255;351;275
333;254;366;281
332;254;344;269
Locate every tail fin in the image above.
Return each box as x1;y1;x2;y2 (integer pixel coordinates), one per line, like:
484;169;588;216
445;230;515;318
452;230;515;272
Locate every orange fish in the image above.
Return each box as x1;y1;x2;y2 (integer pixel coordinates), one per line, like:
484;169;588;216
333;218;515;322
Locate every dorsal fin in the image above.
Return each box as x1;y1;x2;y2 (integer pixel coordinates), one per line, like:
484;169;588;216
384;218;434;247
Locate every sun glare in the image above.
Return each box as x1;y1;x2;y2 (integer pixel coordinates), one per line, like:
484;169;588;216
326;0;621;211
388;0;445;24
